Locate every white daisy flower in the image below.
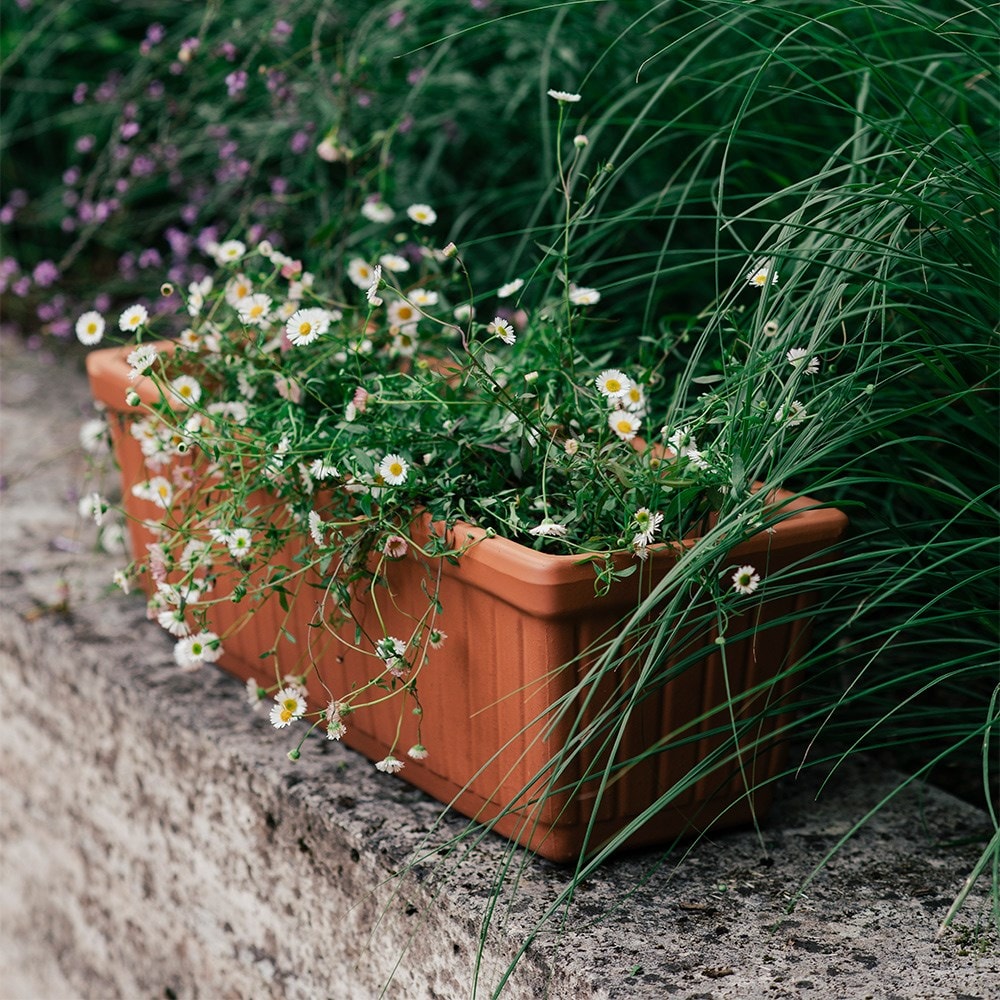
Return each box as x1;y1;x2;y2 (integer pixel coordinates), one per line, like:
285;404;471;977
786;347;820;375
224;273;253;306
215;239;247;265
347;258;375;289
225;527;253;561
285;307;331;346
387;299;420;327
326;717;347;741
308;510;325;547
632;507;664;546
377;453;409;486
187;276;213;315
406;203;437;226
269;686;307;728
79;418;109;455
608;409;642;441
409;288;438;307
775;399;808;427
732;565;761;595
375;755;404;774
174;630;223;671
133;476;173;509
379;253;410;274
497;278;524;298
428;628;447;649
169;374;202;406
118;303;149;333
361;200;394;223
528;519;568;537
237;293;273;327
407;744;429;760
623;382;646;414
366;265;383;306
125;343;159;380
746;262;778;288
391;325;419;357
157;607;191;637
78;492;108;526
547;89;582;103
309;459;339;480
487;316;516;345
595;368;631;400
568;285;600;306
75;311;105;345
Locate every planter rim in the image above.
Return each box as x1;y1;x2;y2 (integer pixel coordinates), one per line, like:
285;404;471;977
87;341;849;613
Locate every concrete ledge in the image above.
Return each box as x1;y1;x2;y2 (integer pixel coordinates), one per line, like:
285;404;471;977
2;332;998;999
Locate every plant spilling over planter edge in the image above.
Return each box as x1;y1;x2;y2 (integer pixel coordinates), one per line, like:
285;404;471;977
80;196;847;860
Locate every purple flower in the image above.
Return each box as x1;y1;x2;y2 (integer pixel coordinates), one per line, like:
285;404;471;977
131;155;156;178
217;41;238;62
226;70;248;97
75;134;96;154
290;130;310;155
180;204;199;225
165;227;192;259
270;177;288;195
147;80;165;99
120;121;140;140
72;83;88;105
138;248;163;269
0;206;14;225
13;276;31;296
271;20;292;41
32;260;59;287
387;9;406;28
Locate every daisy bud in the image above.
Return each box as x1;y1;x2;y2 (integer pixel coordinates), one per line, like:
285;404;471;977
288;748;301;761
573;134;589;148
125;389;141;407
442;241;457;258
160;282;174;297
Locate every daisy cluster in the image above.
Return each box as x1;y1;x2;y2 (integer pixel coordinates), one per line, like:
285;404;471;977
76;196;814;766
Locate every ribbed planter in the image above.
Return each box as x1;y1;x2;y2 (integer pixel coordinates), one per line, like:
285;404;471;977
88;344;848;862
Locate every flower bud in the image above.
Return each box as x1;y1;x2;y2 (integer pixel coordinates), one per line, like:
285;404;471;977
573;134;589;148
160;282;174;297
442;241;457;258
125;389;141;407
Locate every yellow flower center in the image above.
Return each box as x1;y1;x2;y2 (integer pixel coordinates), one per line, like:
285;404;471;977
389;462;403;478
250;305;263;317
298;322;312;336
87;322;97;334
606;379;622;393
616;419;632;433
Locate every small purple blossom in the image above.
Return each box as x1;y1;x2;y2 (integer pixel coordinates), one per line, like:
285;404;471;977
217;41;238;62
225;70;248;98
120;121;140;140
75;134;96;153
32;260;59;287
290;130;310;155
72;83;88;105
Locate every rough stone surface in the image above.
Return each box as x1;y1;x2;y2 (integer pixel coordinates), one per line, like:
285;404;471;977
1;332;997;999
